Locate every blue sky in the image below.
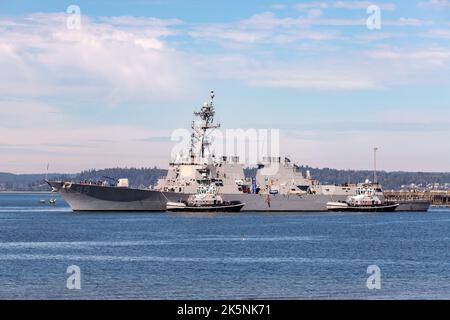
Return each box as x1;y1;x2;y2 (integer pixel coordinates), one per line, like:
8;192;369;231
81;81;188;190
0;0;450;173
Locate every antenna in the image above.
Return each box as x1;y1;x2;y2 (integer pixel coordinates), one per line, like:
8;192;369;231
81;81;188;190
373;147;378;184
45;163;50;182
189;90;221;162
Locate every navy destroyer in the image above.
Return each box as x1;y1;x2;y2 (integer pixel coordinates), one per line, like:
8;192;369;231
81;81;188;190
48;91;430;212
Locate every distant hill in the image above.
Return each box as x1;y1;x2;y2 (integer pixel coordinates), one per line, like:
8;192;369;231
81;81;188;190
294;166;450;190
1;166;449;191
0;173;74;191
0;168;166;191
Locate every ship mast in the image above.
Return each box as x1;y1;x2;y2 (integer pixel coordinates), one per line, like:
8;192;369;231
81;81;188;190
373;147;378;184
189;91;221;163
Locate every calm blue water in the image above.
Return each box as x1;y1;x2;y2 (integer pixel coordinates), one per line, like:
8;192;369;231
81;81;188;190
0;192;449;300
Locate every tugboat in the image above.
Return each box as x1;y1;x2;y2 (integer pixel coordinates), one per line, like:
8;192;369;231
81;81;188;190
166;184;245;213
327;184;399;212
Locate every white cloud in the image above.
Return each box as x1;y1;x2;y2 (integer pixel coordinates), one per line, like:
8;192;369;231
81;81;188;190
295;1;396;11
189;12;341;44
417;0;450;8
242;66;377;90
192;40;450;91
421;28;450;38
193;54;378;90
368;46;450;66
0;12;198;172
2;12;449;97
0;13;191;104
352;32;403;42
386;17;433;26
98;16;182;28
0;100;65;128
188;11;430;48
307;9;324;19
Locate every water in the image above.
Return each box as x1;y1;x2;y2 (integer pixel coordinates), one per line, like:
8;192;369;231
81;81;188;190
0;192;449;300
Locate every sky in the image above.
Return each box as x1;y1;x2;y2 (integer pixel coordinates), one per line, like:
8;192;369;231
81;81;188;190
0;0;449;173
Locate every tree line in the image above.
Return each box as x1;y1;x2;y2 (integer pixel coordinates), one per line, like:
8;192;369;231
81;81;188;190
1;166;449;191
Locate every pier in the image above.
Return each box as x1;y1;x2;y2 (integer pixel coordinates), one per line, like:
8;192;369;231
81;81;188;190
385;190;450;207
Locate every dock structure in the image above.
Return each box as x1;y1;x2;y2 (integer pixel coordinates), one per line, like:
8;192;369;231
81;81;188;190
384;190;450;207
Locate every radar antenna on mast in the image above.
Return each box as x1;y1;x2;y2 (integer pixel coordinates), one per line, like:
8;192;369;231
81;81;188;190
189;90;221;163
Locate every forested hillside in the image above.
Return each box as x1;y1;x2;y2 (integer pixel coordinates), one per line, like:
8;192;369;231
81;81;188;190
1;167;449;191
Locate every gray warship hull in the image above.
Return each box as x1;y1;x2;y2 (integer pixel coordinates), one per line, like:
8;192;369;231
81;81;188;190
49;182;166;212
220;193;345;212
394;200;431;212
49;182;430;212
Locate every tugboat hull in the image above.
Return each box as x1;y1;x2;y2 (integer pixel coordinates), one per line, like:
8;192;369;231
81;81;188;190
166;201;245;213
327;202;399;212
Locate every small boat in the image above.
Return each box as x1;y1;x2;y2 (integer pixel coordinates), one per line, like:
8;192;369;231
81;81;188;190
48;199;57;205
287;188;307;196
327;186;399;212
166;184;245;213
327;201;399;212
